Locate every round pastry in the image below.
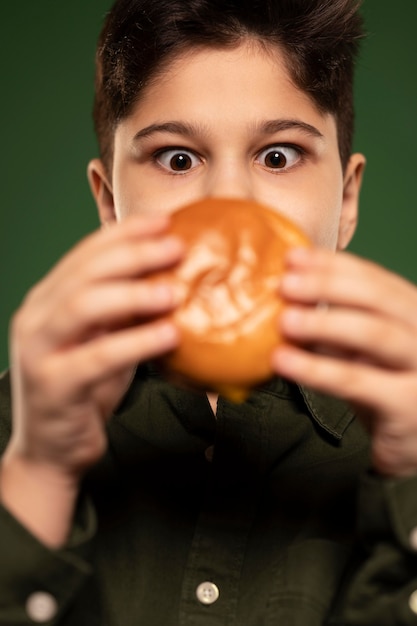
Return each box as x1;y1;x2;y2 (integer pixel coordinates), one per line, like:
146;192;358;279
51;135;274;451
153;197;311;401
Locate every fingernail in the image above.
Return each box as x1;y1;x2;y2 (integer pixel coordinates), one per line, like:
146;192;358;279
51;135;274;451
158;321;179;343
281;308;304;329
152;284;176;304
162;235;185;254
285;247;312;264
280;273;304;294
153;283;185;307
271;345;300;373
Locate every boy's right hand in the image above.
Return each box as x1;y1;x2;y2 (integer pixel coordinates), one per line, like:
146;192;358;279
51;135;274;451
0;214;184;545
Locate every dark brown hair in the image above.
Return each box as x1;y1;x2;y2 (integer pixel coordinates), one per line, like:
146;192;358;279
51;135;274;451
93;0;364;171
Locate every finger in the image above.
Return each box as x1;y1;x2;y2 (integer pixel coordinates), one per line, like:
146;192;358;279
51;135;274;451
81;234;185;283
56;214;175;280
281;248;417;328
39;279;180;347
43;319;180;395
271;343;396;413
280;305;417;369
28;214;183;304
43;232;184;298
23;233;184;346
72;213;175;262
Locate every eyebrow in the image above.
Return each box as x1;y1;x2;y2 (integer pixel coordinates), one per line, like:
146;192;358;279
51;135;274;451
256;119;324;140
132;118;324;142
133;121;209;142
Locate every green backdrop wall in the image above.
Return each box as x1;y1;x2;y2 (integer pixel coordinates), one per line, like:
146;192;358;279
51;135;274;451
1;1;416;369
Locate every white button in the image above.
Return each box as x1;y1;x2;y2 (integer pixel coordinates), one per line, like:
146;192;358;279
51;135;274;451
196;581;220;605
26;591;58;623
409;527;417;551
204;445;214;462
410;590;417;615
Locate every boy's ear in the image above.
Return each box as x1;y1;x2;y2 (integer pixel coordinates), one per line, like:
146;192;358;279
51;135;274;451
87;159;117;226
337;153;366;250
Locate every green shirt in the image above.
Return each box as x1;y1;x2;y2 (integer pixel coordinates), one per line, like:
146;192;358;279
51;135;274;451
1;365;417;625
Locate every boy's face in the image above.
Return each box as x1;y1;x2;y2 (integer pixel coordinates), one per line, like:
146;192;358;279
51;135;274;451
89;41;365;250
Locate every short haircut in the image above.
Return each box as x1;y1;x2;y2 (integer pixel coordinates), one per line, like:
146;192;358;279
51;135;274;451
93;0;364;172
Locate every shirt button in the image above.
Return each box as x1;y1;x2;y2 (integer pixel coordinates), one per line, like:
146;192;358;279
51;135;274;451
409;527;417;551
196;581;220;605
26;591;58;623
204;445;214;462
409;590;417;614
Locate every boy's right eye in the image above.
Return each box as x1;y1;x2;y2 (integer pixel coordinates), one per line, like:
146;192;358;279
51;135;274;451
155;148;202;173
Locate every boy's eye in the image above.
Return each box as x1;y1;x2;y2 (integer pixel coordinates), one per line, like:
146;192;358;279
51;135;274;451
257;145;301;170
155;149;201;173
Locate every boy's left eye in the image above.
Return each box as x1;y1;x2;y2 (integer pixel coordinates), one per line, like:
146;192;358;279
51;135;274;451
155;149;201;173
256;145;301;170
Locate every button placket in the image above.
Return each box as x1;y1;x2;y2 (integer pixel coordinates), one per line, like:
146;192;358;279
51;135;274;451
179;398;264;624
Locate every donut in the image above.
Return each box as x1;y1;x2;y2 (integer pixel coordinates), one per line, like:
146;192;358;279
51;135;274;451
153;197;310;401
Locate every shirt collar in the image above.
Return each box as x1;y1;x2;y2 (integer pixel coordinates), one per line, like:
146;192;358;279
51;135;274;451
296;383;356;440
117;364;356;443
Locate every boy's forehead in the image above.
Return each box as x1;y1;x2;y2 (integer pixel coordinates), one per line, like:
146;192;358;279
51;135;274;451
149;40;294;94
120;42;336;143
133;40;328;122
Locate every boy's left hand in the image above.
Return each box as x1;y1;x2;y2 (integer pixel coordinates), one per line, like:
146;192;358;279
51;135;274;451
272;247;417;478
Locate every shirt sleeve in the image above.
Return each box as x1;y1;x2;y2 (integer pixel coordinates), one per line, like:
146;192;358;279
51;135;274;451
331;472;417;625
0;493;96;625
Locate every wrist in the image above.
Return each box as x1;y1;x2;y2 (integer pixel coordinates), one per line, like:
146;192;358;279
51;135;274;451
0;448;80;548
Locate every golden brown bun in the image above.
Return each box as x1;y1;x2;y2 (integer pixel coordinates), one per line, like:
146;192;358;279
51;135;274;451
153;197;310;401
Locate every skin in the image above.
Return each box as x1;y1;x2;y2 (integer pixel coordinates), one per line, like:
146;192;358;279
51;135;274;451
1;40;417;549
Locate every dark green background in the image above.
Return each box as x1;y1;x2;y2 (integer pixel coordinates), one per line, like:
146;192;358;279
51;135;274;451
1;2;416;369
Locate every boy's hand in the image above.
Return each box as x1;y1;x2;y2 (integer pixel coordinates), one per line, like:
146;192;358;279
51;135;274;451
272;248;417;478
1;214;183;545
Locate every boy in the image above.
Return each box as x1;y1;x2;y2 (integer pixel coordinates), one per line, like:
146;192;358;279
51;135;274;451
1;0;417;624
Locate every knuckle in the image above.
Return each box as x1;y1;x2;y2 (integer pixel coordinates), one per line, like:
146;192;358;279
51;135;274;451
67;290;94;320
